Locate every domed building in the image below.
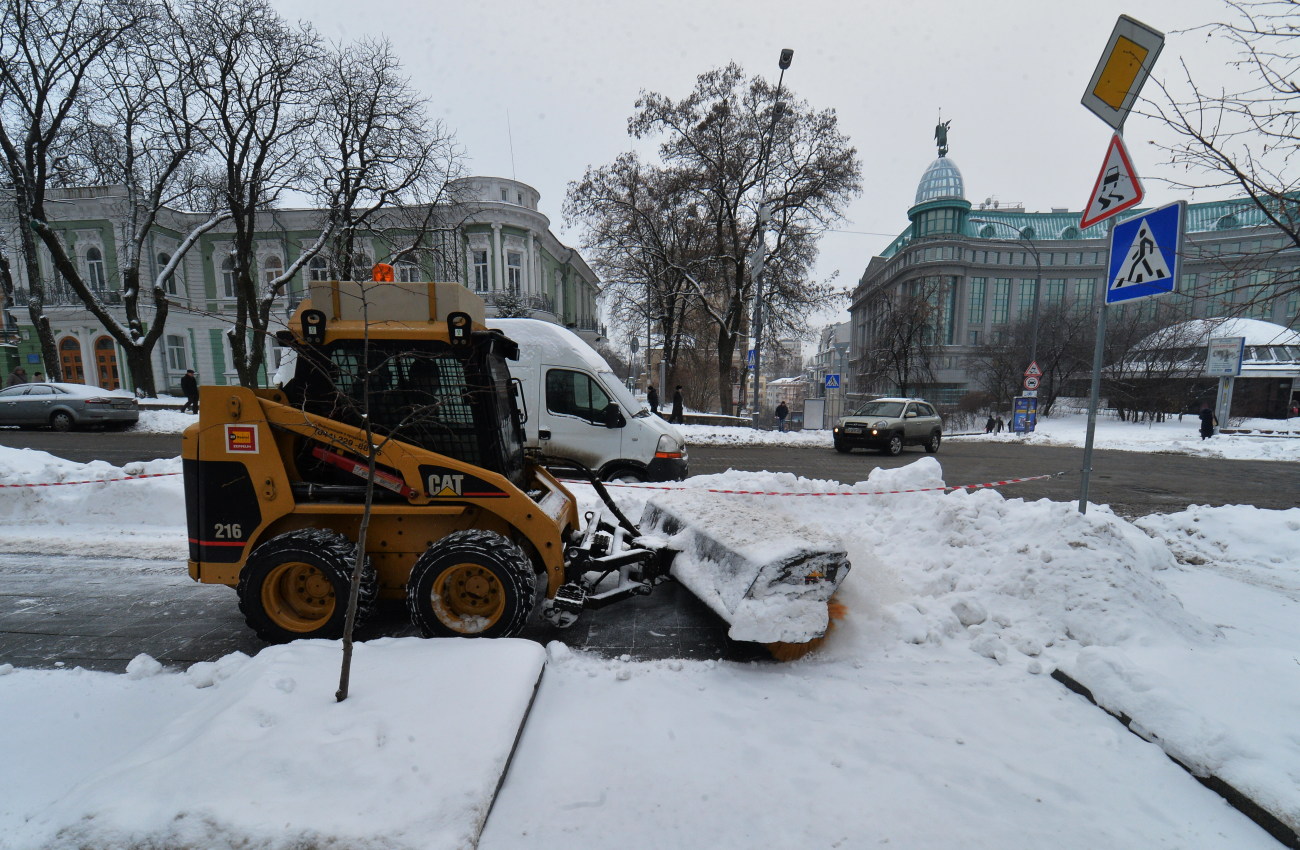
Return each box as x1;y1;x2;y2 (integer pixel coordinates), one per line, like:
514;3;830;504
848;127;1300;417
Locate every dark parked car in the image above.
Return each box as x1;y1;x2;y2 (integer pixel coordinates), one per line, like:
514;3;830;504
0;382;139;431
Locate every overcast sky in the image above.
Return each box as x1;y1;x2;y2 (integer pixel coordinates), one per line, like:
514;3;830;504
271;0;1238;334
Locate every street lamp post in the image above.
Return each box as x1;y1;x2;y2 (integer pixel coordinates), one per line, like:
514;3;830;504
969;217;1043;368
746;47;793;424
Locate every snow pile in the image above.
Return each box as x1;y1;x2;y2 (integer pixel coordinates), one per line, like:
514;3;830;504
5;639;546;850
0;445;1298;847
0;449;185;558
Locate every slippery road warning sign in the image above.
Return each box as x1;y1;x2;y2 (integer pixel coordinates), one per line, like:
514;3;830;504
1080;134;1144;229
1106;201;1185;305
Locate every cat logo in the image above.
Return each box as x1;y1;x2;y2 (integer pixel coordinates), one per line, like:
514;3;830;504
427;473;465;497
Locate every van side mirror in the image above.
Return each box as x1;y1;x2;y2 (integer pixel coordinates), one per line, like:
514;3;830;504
604;403;625;429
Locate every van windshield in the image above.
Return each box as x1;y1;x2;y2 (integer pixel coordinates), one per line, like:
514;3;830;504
599;372;648;417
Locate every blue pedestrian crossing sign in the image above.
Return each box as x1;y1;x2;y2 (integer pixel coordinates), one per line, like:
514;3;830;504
1106;200;1185;305
746;349;755;369
824;373;840;389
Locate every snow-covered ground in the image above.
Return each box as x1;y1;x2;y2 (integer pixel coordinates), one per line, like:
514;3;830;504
0;411;1297;848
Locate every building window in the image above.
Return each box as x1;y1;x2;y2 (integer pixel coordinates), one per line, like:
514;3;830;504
968;278;986;325
500;188;509;201
395;261;420;282
992;279;1010;323
308;256;329;281
968;330;980;345
166;334;187;371
506;251;522;292
262;255;283;287
1046;279;1066;305
158;252;177;295
472;250;489;291
1072;278;1096;313
1016;279;1037;319
85;247;107;292
221;257;236;298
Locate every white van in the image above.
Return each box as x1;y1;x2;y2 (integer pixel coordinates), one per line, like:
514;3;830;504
487;318;688;482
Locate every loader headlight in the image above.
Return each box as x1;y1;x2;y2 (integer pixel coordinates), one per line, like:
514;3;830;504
655;434;683;459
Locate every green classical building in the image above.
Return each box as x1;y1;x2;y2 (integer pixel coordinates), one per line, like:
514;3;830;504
849;144;1299;413
1;176;600;394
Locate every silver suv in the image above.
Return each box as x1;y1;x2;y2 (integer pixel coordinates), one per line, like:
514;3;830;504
833;398;942;456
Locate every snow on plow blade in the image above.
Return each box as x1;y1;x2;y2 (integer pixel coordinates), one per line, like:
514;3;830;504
639;490;850;645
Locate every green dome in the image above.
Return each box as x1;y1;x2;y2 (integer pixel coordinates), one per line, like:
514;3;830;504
914;157;965;205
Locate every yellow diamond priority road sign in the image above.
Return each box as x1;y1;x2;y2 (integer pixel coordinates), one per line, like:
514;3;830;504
1082;15;1165;131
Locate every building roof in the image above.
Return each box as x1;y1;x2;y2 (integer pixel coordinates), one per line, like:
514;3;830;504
1136;317;1300;349
913;157;965;205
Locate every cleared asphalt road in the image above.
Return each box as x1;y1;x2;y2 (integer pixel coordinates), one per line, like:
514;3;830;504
2;429;1295;516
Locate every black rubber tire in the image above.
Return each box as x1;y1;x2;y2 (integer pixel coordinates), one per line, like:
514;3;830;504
407;529;537;638
49;411;74;432
925;432;941;453
238;528;376;643
601;465;646;483
834;440;851;454
883;433;904;456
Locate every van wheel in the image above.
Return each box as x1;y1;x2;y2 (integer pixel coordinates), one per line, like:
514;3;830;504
238;529;376;643
601;465;645;483
407;530;537;638
924;432;941;453
883;434;904;456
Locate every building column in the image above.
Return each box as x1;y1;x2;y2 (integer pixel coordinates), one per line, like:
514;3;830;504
491;224;503;291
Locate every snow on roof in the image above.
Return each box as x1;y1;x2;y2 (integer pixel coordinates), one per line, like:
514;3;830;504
486;318;611;371
1136;317;1300;350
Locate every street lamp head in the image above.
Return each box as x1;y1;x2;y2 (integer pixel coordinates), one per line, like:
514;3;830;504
779;48;794;70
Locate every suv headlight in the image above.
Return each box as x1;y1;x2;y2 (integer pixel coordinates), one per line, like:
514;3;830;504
873;419;889;428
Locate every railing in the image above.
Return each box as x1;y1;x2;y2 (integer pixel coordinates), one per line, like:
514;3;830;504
479;291;554;314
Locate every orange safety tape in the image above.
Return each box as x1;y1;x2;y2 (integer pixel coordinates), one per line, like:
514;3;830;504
561;471;1071;496
0;472;183;489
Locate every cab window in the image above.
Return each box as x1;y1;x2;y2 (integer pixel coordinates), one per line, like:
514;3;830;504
546;369;612;424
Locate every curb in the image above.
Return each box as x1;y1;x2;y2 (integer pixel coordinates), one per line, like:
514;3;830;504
1051;668;1299;848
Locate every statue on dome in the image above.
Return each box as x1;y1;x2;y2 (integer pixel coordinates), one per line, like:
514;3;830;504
935;119;952;157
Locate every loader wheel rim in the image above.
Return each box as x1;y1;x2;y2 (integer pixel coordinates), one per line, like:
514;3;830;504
430;563;505;633
262;561;337;632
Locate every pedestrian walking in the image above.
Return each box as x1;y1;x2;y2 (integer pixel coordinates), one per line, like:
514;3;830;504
180;369;200;414
670;385;684;424
994;416;1004;434
1290;400;1299;419
6;366;27;386
774;401;789;432
1198;406;1216;440
984;415;995;434
647;384;659;415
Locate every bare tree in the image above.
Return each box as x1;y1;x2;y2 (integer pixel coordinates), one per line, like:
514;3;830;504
35;5;227;395
179;0;323;387
308;37;466;283
1149;0;1300;320
0;0;148;379
574;63;860;412
857;288;939;397
567;154;713;391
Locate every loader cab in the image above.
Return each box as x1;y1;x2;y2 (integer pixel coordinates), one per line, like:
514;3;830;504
283;334;527;489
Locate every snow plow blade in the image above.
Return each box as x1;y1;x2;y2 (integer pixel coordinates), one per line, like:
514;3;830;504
638;490;850;645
